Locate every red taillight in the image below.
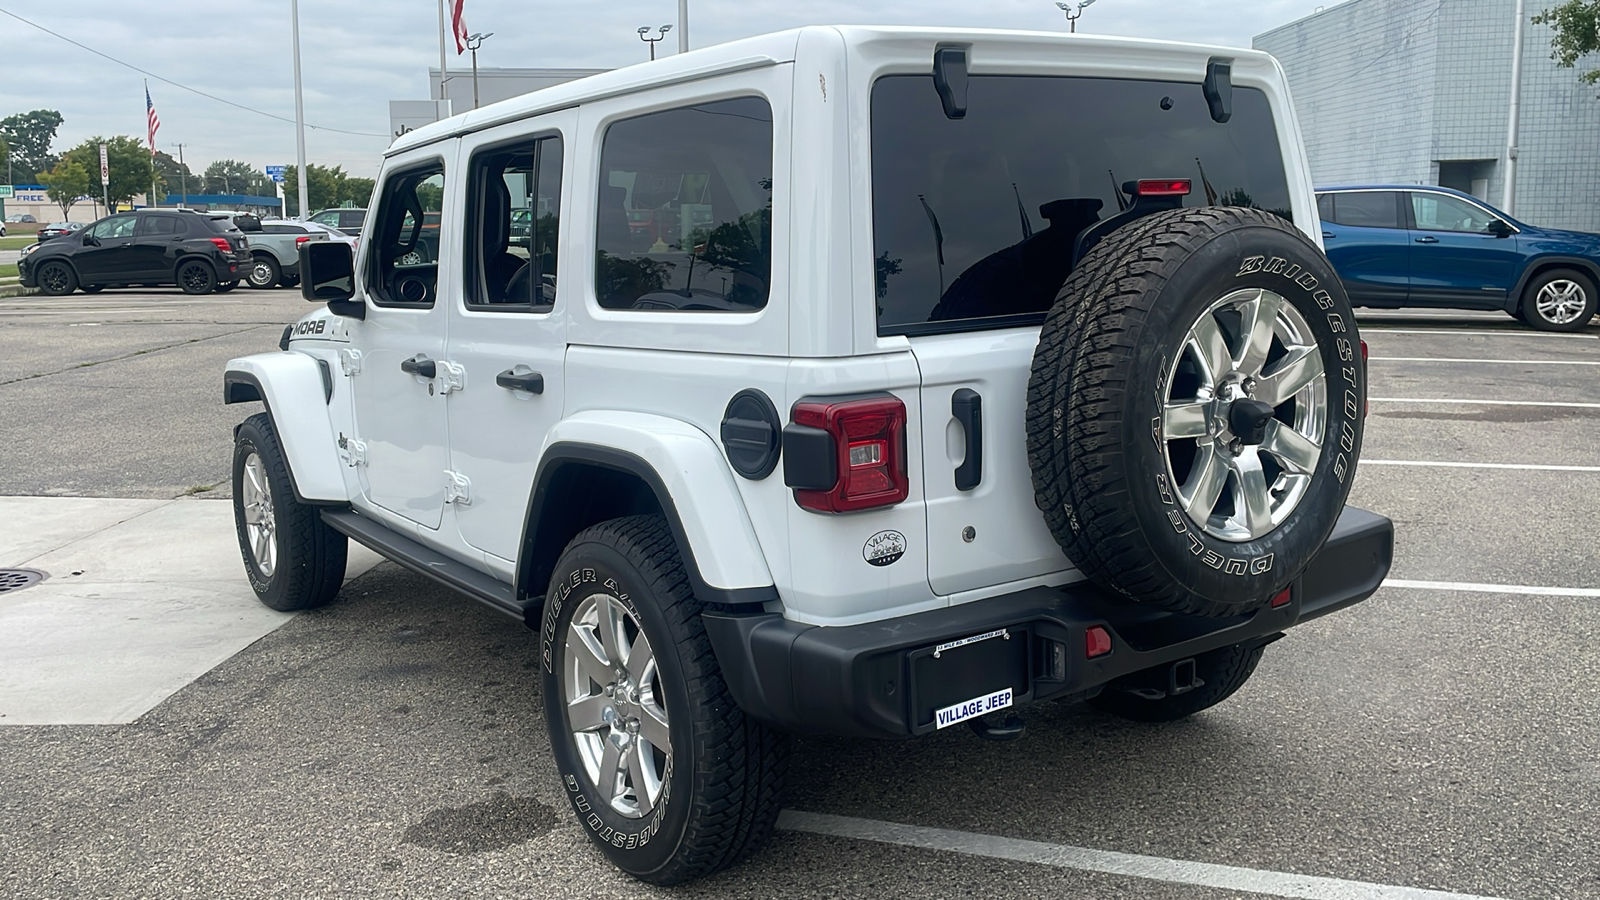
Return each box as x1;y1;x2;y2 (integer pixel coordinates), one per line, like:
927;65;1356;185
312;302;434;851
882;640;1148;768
209;237;231;252
295;235;311;246
1085;626;1113;658
1270;588;1292;608
1136;179;1191;196
791;396;909;513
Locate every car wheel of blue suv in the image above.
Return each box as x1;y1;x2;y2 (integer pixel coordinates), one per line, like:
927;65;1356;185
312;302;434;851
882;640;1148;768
1520;268;1597;332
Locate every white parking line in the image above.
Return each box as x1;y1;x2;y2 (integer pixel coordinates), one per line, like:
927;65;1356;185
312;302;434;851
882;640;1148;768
1362;328;1596;340
778;811;1509;900
1372;397;1600;409
1384;579;1600;598
1363;459;1600;472
1369;357;1600;366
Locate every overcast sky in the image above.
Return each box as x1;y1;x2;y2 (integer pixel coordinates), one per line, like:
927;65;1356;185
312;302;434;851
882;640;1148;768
1;0;1338;180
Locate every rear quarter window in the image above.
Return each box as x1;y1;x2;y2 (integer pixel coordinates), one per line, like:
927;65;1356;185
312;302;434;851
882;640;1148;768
871;75;1292;335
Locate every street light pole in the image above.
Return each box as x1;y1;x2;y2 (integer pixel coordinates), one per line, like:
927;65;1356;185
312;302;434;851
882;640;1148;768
678;0;689;53
1502;0;1526;215
638;24;672;61
1055;0;1097;32
466;32;493;108
172;142;188;208
291;0;310;219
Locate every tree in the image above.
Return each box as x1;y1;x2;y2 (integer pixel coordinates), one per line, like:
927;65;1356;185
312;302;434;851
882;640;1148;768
203;159;271;196
38;157;91;219
281;164;375;214
62;136;153;206
151;150;194;204
1534;1;1600;84
0;109;64;184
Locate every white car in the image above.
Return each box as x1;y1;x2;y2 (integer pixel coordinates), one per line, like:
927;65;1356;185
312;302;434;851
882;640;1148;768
224;26;1392;885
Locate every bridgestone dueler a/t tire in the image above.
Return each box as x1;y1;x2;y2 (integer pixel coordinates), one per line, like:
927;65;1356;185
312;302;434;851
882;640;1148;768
541;516;789;885
1027;207;1364;617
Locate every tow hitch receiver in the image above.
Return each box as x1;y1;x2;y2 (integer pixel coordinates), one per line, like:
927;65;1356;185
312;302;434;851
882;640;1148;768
1120;657;1205;701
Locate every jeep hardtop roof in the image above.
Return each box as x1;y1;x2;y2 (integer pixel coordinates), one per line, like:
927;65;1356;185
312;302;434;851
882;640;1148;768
386;25;1284;158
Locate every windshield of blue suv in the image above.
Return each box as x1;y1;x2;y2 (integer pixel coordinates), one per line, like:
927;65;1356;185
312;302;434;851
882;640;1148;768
871;75;1294;335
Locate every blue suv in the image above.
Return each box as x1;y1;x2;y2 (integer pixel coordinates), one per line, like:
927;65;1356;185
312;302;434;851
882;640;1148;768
1316;185;1600;331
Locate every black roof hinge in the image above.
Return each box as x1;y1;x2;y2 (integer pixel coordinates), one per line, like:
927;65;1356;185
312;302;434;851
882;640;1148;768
1204;57;1233;124
933;46;969;120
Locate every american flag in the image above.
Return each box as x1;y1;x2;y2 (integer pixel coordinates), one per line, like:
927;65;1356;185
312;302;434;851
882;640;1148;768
145;84;160;154
452;0;468;54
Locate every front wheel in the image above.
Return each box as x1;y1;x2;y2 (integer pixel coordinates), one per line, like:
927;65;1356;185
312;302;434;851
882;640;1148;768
36;260;77;295
542;516;789;885
232;413;347;611
1520;268;1597;332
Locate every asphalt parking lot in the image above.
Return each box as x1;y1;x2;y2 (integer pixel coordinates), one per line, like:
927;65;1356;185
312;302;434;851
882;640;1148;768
2;290;1598;900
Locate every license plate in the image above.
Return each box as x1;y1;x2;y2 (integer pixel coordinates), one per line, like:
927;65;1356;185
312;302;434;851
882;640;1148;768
933;687;1013;730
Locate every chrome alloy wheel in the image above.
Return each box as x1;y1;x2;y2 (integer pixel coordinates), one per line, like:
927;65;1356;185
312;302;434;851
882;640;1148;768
1536;279;1588;325
564;592;671;819
1160;288;1328;542
240;452;278;577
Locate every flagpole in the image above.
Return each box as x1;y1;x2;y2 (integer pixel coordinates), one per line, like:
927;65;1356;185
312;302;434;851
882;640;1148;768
291;0;309;219
437;0;449;103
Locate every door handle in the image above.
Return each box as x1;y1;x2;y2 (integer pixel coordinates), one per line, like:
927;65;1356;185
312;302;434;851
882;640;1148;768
952;388;982;492
1321;231;1336;240
400;355;437;379
1414;235;1439;244
495;368;544;394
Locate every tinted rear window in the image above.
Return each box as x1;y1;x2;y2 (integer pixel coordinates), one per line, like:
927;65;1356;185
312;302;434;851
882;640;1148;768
202;216;241;234
1326;191;1400;229
872;75;1292;335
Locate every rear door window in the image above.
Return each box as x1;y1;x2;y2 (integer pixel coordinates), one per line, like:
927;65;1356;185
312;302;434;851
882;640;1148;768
594;96;773;312
136;215;181;237
1327;192;1401;229
871;75;1292;335
466;135;562;310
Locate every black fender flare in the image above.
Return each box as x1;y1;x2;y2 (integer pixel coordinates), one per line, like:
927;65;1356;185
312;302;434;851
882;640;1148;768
1508;256;1600;311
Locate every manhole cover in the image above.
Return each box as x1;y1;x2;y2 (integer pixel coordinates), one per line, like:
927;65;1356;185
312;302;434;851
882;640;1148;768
0;568;47;594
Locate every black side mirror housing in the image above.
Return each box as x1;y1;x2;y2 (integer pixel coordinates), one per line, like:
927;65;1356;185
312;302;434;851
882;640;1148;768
82;233;100;247
1487;219;1514;237
300;240;363;318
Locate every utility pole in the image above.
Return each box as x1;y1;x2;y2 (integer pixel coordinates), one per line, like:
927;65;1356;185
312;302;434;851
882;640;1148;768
173;143;188;207
467;33;493;108
1502;0;1526;215
678;0;688;53
291;0;310;219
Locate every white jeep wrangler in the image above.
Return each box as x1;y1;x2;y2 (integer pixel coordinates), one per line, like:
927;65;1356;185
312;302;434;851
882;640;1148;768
224;26;1393;884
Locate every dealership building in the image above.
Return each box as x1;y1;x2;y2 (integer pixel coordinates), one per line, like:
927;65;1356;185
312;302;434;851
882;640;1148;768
1255;0;1600;232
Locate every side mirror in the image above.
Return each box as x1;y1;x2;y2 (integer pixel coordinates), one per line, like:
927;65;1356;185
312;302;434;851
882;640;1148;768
82;233;100;247
300;240;363;317
1487;219;1514;237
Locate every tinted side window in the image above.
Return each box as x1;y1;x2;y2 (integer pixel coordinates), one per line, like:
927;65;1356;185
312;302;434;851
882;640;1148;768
1411;192;1499;233
88;216;137;240
366;164;446;307
1328;192;1400;229
594;97;773;312
1316;194;1334;222
467;136;562;310
137;215;181;236
311;211;340;227
871;76;1292;334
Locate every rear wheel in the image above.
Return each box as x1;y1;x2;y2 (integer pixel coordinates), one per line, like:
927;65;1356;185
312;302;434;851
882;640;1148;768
231;413;347;611
542;515;789;885
246;255;281;289
1520;268;1597;332
36;260;77;295
177;259;216;295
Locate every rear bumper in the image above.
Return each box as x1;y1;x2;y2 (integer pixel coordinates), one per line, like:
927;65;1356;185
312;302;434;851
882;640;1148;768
705;506;1392;739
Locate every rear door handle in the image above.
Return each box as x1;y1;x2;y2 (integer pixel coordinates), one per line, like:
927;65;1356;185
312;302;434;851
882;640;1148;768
495;368;544;394
1414;235;1439;244
400;355;437;379
952;388;982;492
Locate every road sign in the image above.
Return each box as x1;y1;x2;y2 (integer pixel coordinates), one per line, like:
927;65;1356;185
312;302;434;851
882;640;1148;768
99;145;109;186
265;165;287;183
0;185;13;199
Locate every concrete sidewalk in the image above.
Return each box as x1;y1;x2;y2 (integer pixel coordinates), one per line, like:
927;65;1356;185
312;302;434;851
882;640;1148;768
0;496;380;725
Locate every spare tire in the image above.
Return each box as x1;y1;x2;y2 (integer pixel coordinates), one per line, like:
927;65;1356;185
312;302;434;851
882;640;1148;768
1027;207;1364;618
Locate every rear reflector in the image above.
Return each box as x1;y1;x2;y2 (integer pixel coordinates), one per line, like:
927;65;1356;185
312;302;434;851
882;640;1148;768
1085;626;1112;658
1136;179;1192;196
791;396;909;513
1270;588;1292;608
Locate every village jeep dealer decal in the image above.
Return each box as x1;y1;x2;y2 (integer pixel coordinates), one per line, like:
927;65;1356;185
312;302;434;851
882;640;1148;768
934;687;1013;729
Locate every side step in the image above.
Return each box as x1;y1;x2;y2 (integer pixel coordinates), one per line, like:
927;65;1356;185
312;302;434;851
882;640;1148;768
320;508;532;625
